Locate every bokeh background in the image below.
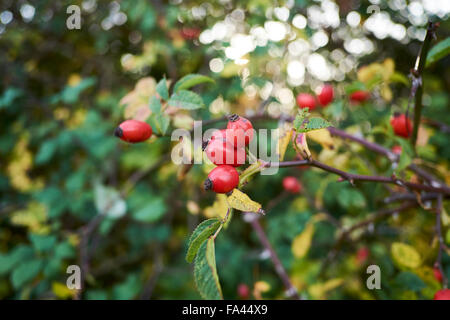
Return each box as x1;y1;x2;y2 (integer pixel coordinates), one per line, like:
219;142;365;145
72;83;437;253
0;0;449;299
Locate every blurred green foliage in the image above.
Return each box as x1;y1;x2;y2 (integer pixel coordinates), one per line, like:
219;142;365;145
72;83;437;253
0;0;449;300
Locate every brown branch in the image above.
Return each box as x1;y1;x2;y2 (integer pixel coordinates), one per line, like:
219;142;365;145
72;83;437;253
267;159;450;194
245;213;301;300
410;22;439;147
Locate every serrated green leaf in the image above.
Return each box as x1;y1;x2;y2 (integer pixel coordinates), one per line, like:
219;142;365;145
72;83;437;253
299;117;331;133
293;108;310;132
156;78;169;100
149;96;162;113
194;238;223;300
168;90;205;110
426;37;450;68
186;218;221;263
174;74;215;92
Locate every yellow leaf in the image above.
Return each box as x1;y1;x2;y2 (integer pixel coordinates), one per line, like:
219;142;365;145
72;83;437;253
204;194;229;219
292;223;314;259
226;189;263;214
391;242;422;269
276;124;292;161
10;202;49;234
52;282;77;299
380;84;392;102
67;74;81;87
308;278;344;299
307;128;334;150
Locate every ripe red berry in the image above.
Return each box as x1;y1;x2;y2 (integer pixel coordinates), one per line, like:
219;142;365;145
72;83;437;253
349;90;370;103
433;267;443;283
204;138;246;167
181;27;201;40
114;119;152;143
204;165;239;194
433;289;450;300
390;113;412;138
282;176;302;194
296;93;317;110
356;247;369;264
391;145;402;155
237;283;250;299
226;114;254;148
210;129;227;141
317;84;334;107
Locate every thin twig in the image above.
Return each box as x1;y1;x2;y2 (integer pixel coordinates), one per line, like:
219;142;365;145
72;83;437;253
246;213;301;300
411;22;439;147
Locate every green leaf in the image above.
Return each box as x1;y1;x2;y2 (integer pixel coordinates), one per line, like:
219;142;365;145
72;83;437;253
426;37;450;67
293;108;310;132
29;234;57;252
149;95;162;113
94;183;127;219
173;74;215;92
345;81;366;94
168;90;205;110
194;238;223;300
156;78;169;100
0;87;23;109
11;259;43;289
132;197;167;223
299;117;331;133
394;272;426;292
149;112;170;135
394;138;414;173
186;218;221;263
35;140;58;165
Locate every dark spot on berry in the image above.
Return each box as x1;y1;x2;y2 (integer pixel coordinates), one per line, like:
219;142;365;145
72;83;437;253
204;178;213;191
228;114;240;122
114;126;123;138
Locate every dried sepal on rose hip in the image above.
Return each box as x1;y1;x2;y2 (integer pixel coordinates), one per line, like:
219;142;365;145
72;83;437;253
204;165;239;194
114;119;152;143
226;114;254;148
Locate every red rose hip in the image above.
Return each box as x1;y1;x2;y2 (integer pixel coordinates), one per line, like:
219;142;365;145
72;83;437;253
318;84;334;107
282;176;302;194
114;119;152;143
390;113;412;138
204;138;246;167
226;114;254;148
204;165;240;194
434;289;450;300
349;90;370;103
296;93;316;110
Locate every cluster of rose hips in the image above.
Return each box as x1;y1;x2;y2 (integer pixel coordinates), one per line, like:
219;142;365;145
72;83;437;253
203;114;254;194
296;84;334;111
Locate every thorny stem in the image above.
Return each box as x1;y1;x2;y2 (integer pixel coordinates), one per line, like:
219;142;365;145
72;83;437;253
247;214;301;300
411;22;439;148
435;195;448;289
